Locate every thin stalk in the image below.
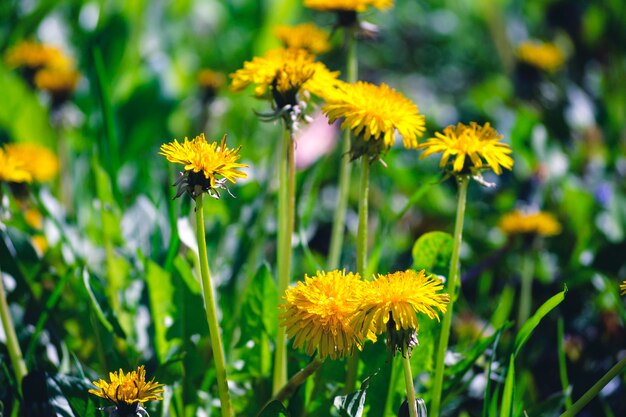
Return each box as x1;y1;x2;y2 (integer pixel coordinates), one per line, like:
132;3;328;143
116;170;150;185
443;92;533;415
402;355;418;417
0;264;28;392
195;194;233;417
430;175;469;417
560;354;626;417
345;157;370;393
517;252;535;328
272;357;324;404
557;317;573;410
273;128;296;394
327;26;358;270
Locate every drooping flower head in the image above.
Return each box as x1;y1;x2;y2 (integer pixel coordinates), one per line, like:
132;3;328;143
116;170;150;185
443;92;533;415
4;143;60;182
280;270;368;360
499;210;561;237
160;134;248;199
0;147;32;184
305;0;393;12
322;81;425;160
516;41;564;72
353;270;449;356
89;366;163;416
230;48;340;110
273;23;331;54
418;122;513;176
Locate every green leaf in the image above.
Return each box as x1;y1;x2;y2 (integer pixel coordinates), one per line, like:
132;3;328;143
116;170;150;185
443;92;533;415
333;389;367;417
238;263;279;343
500;355;515;417
515;287;567;356
411;231;453;274
173;254;201;294
257;400;289;417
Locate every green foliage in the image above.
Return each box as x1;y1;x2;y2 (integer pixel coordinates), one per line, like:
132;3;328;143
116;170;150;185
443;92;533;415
411;231;453;275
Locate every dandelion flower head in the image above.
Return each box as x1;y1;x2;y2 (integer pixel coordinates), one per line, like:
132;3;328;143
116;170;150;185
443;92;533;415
0;147;32;183
4;143;59;182
5;41;72;70
517;41;564;72
280;270;367;360
34;67;80;95
160;134;248;199
197;69;226;90
274;23;331;54
353;270;449;336
418;122;513;175
322;81;425;158
499;210;561;237
88;365;164;405
305;0;393;12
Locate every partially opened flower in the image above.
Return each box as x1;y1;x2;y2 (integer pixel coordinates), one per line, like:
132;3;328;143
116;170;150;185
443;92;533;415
89;366;163;416
499;210;561;237
304;0;393;12
273;23;331;54
322;81;425;160
280;270;368;360
353;270;449;356
517;41;564;72
418;122;513;176
4;143;59;182
159;133;248;199
0;147;32;184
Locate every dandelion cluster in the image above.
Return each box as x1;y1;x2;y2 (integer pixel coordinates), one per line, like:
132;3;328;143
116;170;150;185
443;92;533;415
280;269;448;359
89;366;164;407
517;41;564;72
418;122;514;176
499;210;562;237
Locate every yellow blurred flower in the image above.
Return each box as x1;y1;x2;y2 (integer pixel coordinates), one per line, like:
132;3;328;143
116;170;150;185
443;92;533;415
620;280;626;296
5;40;72;70
5;143;59;182
305;0;393;12
24;208;43;229
274;23;331;54
197;69;225;90
499;210;562;237
88;365;164;406
34;67;80;95
32;235;49;255
517;41;564;72
0;147;32;183
159;134;247;199
322;81;425;158
230;48;340;104
418;122;513;175
280;270;367;360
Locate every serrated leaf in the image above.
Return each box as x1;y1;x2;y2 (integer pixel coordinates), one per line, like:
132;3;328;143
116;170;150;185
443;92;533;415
411;231;453;274
238;263;278;344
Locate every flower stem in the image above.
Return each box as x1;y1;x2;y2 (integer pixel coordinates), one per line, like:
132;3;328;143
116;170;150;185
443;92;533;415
195;194;233;417
273;128;296;394
272;357;324;403
345;157;370;393
402;355;418;417
0;263;28;392
327;26;358;270
517;251;535;328
560;354;626;417
430;175;469;417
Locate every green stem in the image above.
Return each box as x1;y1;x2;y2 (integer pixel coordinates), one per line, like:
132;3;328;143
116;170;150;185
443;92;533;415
345;157;370;393
327;26;358;270
517;251;535;328
0;263;28;392
273;128;296;394
195;194;233;417
272;357;324;404
402;355;418;417
557;317;573;410
430;175;469;417
560;354;626;417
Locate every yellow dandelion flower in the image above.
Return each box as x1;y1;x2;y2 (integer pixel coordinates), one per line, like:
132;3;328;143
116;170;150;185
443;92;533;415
88;365;164;406
5;40;72;70
517;41;564;72
34;67;80;95
305;0;393;12
499;210;562;237
322;81;425;158
418;122;514;175
280;270;367;360
230;48;340;104
353;270;449;335
159;133;247;199
620;280;626;296
273;23;331;54
197;69;225;90
0;147;32;183
5;143;59;182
